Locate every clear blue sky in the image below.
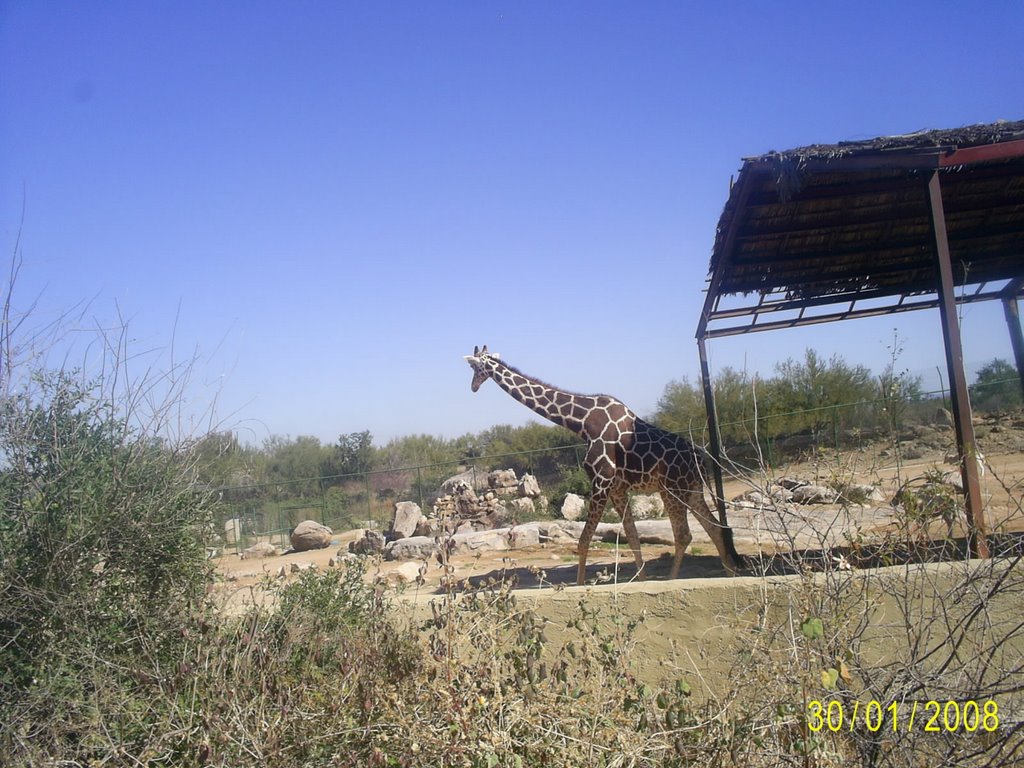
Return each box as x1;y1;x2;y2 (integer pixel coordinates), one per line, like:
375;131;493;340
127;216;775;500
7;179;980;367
2;2;1021;446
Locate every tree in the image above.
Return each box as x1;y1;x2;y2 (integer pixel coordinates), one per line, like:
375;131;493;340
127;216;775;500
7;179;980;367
327;430;375;478
970;358;1022;411
649;377;706;437
263;435;330;496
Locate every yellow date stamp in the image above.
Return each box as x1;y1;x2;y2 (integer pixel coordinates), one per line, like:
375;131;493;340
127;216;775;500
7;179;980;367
807;699;999;733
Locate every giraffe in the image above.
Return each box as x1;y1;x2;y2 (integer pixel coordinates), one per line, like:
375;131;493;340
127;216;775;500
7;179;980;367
464;346;744;585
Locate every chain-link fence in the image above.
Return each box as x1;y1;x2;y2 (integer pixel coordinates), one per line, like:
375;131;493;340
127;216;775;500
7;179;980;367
214;443;589;554
213;385;972;554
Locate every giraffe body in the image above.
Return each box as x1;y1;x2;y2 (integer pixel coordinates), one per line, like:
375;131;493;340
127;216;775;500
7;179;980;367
464;346;743;585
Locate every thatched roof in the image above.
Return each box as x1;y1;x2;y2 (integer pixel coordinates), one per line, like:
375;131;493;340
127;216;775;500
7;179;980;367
700;119;1024;338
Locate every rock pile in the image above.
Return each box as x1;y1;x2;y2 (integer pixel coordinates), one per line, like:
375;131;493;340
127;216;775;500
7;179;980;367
731;478;886;509
411;468;545;537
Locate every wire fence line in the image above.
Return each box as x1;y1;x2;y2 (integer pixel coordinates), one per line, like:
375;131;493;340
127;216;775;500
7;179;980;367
213;383;981;555
214;443;589;554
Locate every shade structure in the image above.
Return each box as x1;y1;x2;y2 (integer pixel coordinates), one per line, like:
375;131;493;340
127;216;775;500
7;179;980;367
698;120;1024;558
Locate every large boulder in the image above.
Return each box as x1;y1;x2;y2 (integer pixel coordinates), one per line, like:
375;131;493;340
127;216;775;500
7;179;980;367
389;501;423;540
290;520;333;552
560;493;586;521
384;536;440;561
449;524;541;555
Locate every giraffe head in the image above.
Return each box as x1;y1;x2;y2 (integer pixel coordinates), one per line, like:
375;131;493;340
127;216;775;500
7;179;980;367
463;345;500;392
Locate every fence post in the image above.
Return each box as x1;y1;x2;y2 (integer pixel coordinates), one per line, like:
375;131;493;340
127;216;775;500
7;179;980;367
365;474;372;528
319;476;326;526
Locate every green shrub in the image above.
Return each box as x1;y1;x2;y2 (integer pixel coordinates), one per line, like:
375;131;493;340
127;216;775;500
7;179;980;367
0;369;215;761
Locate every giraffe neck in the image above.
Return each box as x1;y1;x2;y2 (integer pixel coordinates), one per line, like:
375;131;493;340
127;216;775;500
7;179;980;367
486;359;594;437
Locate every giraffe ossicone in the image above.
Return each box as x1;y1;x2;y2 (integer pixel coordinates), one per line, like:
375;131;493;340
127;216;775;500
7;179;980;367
464;346;744;586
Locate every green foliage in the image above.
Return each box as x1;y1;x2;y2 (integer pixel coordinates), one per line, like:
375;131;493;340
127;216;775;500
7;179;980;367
261;434;332;497
0;369;215;759
377;431;465;469
892;468;963;541
192;430;264;488
650;348;920;451
766;350;877;438
549;464;591;510
970;357;1022;412
326;429;375;478
651;376;707;437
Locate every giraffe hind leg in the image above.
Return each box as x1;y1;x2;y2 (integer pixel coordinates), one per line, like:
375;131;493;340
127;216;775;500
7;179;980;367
662;494;693;579
681;489;742;575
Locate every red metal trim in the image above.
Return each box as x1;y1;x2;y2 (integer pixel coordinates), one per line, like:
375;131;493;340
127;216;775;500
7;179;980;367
939;139;1024;167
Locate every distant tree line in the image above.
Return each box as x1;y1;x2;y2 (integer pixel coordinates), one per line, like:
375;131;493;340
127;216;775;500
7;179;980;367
195;351;1018;494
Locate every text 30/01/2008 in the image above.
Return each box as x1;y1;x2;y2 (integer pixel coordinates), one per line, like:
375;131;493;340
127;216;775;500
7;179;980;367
807;699;999;733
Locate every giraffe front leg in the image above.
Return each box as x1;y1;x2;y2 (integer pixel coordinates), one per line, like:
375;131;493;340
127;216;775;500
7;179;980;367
576;491;608;586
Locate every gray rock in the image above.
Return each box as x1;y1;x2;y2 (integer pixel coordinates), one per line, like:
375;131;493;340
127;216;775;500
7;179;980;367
488;468;518;489
414;517;441;537
384;536;439;561
349;529;386;556
241;542;279;559
536;521;578;543
390;501;423;540
630;520;676;545
518;474;542;498
558;519;677;546
508;497;535;517
560;493;586;521
482;503;511;529
290;520;334;551
732;489;772;508
558;521;622;540
390;561;425;584
449;524;541;555
441;469;487;492
628;493;664;519
224;518;242;545
791;484;837;504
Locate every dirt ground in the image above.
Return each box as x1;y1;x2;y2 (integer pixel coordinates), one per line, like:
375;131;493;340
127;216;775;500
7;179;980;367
212;422;1024;693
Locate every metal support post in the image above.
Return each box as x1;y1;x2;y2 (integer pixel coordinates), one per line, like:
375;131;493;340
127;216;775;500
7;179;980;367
1002;290;1024;402
697;336;728;524
926;171;988;557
